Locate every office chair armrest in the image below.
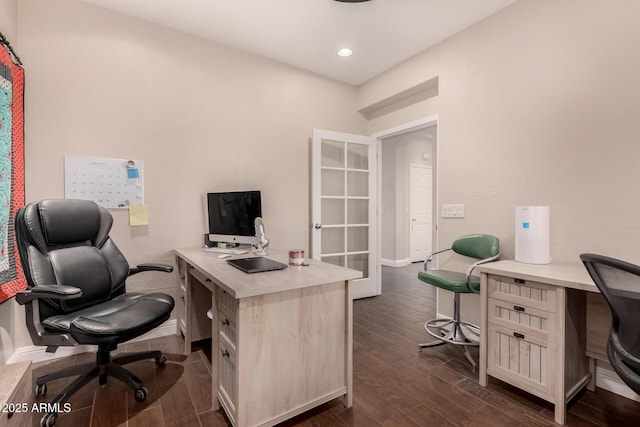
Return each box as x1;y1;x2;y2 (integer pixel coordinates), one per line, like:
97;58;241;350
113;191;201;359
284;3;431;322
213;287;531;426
464;253;501;293
424;248;452;270
129;263;174;276
15;285;83;305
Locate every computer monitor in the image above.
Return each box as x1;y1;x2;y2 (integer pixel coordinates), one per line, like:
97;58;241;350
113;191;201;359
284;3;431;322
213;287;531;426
204;190;262;247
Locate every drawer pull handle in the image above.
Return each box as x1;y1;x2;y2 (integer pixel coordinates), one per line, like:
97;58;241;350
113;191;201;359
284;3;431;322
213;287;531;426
514;278;525;284
513;332;525;339
206;278;212;283
221;349;230;358
222;318;230;326
514;305;525;312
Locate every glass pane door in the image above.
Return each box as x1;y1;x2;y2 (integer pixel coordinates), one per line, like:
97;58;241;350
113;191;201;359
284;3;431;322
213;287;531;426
312;129;379;298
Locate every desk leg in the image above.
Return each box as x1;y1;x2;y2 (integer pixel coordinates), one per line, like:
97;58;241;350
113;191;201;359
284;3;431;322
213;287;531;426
211;288;220;411
341;280;353;408
587;357;596;392
554;403;566;425
479;273;488;387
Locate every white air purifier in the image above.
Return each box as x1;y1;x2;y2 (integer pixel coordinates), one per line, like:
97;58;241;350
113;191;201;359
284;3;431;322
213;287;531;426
515;206;551;264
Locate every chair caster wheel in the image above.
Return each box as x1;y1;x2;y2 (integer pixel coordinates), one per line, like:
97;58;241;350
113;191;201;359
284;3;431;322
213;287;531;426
35;383;47;397
155;355;167;367
40;412;58;427
134;387;148;402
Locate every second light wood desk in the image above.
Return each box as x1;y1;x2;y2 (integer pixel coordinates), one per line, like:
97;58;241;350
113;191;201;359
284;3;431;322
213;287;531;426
477;260;602;425
174;248;362;427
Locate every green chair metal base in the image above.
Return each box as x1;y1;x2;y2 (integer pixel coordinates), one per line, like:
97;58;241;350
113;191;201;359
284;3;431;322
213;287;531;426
418;316;480;372
418;292;480;371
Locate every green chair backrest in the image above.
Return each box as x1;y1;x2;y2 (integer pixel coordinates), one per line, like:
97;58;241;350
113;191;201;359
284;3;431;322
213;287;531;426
452;234;500;260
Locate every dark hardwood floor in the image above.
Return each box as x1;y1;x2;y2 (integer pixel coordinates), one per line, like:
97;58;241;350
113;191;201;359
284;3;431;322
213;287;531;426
29;263;640;426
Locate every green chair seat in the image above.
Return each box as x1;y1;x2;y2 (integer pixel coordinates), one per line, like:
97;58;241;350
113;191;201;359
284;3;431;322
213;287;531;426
417;269;480;293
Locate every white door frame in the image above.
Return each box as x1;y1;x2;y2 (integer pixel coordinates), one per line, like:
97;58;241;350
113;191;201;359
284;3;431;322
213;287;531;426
373;115;439;267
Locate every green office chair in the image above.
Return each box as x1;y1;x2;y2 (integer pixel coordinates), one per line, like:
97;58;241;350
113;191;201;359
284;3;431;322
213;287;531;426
417;234;500;371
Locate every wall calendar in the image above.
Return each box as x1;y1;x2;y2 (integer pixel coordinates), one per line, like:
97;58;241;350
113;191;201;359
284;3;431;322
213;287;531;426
64;155;144;209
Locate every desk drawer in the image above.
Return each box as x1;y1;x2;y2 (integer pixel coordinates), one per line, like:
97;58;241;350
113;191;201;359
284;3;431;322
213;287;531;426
217;287;237;319
218;335;237;423
487;322;553;401
488;275;556;312
488;298;554;342
176;289;186;336
176;256;188;286
175;257;187;336
190;267;214;291
218;310;237;348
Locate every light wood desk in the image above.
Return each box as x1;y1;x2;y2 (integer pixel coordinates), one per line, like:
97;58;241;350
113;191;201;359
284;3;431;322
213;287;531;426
0;361;31;427
174;248;362;427
477;260;604;425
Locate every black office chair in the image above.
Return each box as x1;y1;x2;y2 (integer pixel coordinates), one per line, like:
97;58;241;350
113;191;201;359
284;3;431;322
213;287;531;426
417;234;500;371
14;199;175;427
581;253;640;395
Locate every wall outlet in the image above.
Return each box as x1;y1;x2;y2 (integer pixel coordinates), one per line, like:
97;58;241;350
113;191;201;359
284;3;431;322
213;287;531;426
441;203;464;218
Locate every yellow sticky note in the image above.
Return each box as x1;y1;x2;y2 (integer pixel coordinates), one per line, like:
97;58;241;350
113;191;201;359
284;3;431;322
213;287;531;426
129;203;149;226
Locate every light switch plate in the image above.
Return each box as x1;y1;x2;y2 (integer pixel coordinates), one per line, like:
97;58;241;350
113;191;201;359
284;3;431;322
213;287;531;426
442;203;464;218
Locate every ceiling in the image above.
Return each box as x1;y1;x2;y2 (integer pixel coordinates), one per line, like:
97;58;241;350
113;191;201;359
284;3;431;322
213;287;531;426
83;0;517;86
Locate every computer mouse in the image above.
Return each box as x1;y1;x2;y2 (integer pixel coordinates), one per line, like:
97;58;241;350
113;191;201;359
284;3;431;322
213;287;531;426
217;254;232;259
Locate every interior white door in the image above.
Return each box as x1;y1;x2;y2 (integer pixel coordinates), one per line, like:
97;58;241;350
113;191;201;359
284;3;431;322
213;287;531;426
409;164;432;262
311;129;379;299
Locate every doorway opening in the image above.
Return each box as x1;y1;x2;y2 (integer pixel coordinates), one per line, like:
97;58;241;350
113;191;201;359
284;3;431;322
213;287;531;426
377;119;438;270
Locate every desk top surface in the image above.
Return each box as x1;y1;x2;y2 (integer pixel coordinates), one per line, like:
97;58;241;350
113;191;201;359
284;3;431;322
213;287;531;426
477;259;599;293
175;248;363;299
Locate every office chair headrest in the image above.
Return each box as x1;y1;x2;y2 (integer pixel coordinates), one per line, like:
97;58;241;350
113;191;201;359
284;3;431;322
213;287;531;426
37;199;108;245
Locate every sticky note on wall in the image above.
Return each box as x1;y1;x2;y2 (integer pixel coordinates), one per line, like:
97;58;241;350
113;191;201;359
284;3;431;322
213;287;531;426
129;203;148;226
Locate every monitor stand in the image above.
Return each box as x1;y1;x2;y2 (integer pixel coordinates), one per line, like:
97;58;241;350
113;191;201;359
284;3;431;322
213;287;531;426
203;234;252;255
202;245;251;255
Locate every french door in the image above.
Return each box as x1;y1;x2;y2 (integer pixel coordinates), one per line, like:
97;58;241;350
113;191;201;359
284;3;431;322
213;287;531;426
311;129;379;299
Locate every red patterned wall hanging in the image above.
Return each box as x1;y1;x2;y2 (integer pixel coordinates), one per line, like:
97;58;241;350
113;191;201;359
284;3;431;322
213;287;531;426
0;32;26;304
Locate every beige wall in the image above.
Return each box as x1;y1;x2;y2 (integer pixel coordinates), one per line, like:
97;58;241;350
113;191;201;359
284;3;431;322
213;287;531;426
0;0;19;365
5;0;366;352
360;0;640;321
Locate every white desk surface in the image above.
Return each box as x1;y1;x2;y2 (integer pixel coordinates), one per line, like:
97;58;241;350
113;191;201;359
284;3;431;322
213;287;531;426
175;247;363;299
477;259;599;293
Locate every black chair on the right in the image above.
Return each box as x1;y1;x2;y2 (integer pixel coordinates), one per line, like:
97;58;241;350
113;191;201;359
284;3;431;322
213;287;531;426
581;253;640;395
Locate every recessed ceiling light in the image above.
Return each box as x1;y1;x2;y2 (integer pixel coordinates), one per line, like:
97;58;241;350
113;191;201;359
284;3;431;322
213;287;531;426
337;48;353;57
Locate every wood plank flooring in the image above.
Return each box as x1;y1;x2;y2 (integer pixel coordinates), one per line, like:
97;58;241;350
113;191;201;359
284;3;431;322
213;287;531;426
27;263;640;426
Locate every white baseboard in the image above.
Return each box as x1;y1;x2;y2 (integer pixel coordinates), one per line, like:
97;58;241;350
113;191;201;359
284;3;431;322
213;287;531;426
381;258;411;267
7;319;176;364
595;365;640;402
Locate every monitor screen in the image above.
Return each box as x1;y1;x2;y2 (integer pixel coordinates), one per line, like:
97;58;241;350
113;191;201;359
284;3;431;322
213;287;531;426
206;191;262;245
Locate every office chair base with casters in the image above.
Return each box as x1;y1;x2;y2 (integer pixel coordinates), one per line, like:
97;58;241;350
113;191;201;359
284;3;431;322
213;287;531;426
35;346;167;427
